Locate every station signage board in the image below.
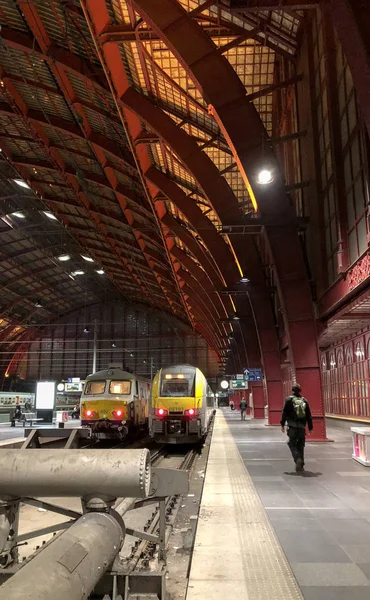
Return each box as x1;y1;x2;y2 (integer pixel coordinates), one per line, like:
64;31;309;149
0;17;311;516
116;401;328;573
230;380;247;389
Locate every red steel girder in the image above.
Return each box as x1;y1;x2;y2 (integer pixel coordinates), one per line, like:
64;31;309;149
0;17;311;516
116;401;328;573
81;3;198;329
145;166;240;284
13;0;180;316
0;100;137;179
131;0;325;435
227;0;317;8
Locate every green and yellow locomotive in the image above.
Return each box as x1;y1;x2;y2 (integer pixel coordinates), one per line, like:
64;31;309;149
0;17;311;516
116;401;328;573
80;367;150;439
149;364;215;444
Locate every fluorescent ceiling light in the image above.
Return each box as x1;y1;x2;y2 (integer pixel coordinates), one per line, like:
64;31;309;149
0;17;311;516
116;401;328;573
43;211;58;221
96;269;105;275
81;255;94;262
13;179;30;189
11;212;25;219
57;254;71;262
71;270;84;276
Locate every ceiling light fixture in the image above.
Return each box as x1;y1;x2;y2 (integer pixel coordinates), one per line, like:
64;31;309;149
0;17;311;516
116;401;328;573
57;254;70;262
43;211;58;221
11;212;25;219
81;255;94;262
84;327;90;334
13;179;30;189
111;342;116;348
71;270;84;276
96;269;104;275
34;300;43;308
240;277;250;283
256;169;274;185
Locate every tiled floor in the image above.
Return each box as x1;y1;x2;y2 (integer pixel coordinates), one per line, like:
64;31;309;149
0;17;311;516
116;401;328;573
225;410;370;599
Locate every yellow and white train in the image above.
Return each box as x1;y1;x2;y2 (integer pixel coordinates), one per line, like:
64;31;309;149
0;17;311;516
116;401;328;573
149;364;216;444
80;367;150;439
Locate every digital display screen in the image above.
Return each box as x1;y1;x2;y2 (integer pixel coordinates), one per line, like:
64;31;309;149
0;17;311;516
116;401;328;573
36;381;55;409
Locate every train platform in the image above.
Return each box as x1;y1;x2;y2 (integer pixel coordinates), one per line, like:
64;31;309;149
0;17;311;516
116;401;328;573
187;410;370;600
0;420;81;442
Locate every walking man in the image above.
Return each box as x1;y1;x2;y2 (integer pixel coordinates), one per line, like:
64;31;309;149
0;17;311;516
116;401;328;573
240;398;248;421
281;384;313;473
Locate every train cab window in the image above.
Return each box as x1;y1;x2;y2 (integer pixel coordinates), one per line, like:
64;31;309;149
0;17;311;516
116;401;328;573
84;381;106;395
109;381;131;394
160;378;195;397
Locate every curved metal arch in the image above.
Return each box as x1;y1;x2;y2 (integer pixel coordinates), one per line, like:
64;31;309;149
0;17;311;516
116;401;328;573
131;0;325;435
144;166;240;285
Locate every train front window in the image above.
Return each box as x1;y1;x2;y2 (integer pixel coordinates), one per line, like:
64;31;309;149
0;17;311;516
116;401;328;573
84;381;106;395
160;378;194;397
109;381;131;394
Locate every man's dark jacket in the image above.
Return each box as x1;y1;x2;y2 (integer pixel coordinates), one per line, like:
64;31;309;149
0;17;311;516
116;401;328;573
280;395;313;431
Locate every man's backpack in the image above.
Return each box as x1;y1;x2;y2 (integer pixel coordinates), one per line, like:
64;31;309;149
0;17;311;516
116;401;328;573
291;396;306;420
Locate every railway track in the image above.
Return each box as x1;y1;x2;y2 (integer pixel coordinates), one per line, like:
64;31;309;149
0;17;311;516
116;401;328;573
121;445;200;571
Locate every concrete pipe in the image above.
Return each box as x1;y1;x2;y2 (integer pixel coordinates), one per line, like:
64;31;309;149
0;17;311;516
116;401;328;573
0;449;151;500
0;511;124;600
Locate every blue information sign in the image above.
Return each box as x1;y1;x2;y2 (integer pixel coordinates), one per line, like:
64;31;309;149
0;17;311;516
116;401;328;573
248;368;263;382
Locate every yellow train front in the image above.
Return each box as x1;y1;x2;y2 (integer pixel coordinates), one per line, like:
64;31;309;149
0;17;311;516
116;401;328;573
80;367;150;439
149;364;215;444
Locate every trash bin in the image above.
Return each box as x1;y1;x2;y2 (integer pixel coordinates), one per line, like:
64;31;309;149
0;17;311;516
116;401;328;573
351;427;370;466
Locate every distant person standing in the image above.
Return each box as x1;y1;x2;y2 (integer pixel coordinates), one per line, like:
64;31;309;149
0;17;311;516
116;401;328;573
280;384;313;473
240;398;248;421
229;399;235;411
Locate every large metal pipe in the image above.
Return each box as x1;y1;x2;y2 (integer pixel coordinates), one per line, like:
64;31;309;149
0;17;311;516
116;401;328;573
0;511;124;600
0;449;151;500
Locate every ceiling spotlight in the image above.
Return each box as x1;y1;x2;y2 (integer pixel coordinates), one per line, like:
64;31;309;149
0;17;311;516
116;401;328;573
111;342;116;348
143;360;147;364
233;315;240;321
57;254;70;262
240;277;250;283
13;179;30;189
96;269;104;275
84;327;90;334
11;212;25;219
43;211;58;221
34;300;43;308
256;169;273;185
71;270;84;276
81;255;94;262
130;353;134;357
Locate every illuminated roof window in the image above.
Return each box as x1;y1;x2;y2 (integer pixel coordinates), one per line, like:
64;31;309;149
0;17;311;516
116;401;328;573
43;211;58;221
13;179;30;189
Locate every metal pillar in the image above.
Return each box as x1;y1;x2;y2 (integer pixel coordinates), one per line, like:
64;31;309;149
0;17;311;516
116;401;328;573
0;449;151;500
93;318;98;374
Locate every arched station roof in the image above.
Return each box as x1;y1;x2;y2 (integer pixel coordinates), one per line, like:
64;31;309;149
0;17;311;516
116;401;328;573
0;0;311;371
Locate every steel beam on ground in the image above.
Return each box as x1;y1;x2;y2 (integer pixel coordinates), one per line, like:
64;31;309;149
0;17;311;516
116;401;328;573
0;449;151;500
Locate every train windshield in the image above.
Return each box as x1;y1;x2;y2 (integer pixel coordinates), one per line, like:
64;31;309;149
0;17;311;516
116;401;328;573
109;381;131;395
84;381;106;395
160;373;195;397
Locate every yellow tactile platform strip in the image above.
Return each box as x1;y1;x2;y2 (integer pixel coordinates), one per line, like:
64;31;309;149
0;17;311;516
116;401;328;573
186;411;303;600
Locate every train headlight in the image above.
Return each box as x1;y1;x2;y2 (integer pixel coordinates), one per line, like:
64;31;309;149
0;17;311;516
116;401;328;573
184;408;197;417
112;409;123;418
156;408;168;417
85;409;96;418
